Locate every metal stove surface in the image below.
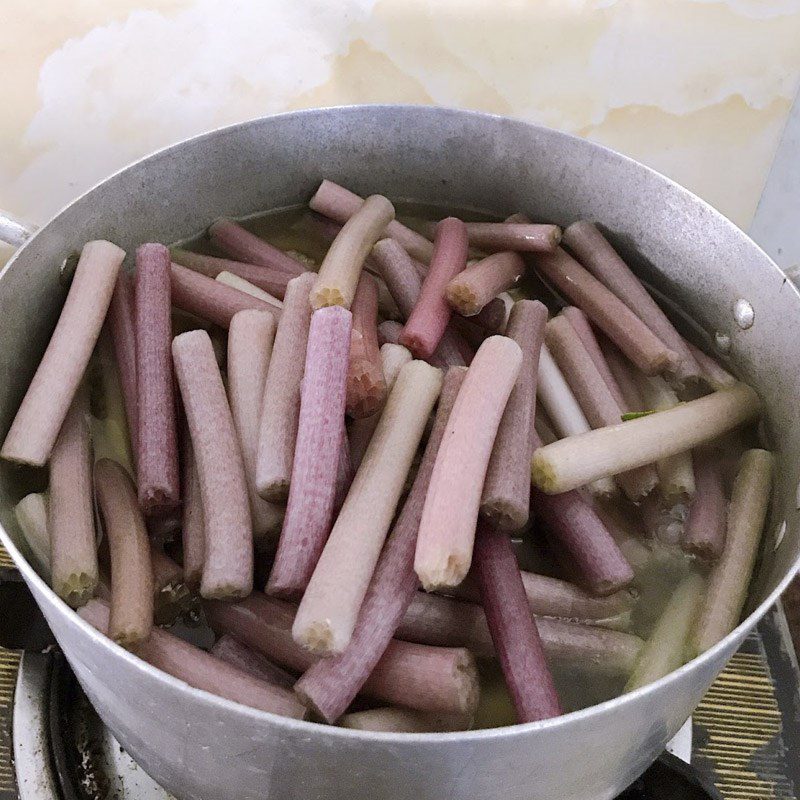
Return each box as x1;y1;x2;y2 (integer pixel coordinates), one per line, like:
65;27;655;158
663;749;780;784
0;602;797;800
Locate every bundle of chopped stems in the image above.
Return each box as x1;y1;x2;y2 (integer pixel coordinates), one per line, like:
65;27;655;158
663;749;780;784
5;177;775;734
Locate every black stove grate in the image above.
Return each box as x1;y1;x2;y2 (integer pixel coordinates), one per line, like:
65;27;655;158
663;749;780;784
0;650;20;797
691;610;800;799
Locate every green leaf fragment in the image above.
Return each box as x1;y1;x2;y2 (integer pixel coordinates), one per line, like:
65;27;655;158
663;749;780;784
621;410;656;422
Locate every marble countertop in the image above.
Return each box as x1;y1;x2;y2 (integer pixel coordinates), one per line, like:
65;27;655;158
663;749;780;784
2;0;800;254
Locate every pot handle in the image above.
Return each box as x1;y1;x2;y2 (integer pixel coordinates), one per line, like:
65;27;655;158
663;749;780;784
0;210;37;249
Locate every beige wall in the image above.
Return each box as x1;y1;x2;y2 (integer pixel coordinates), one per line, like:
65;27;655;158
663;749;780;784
2;0;799;257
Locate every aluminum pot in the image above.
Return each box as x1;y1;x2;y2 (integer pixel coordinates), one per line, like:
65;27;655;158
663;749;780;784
0;105;798;800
